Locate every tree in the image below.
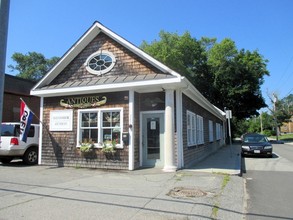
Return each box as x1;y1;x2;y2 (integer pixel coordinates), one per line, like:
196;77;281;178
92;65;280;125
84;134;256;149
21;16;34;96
8;52;59;81
141;32;269;120
268;94;293;137
207;40;269;118
141;31;214;100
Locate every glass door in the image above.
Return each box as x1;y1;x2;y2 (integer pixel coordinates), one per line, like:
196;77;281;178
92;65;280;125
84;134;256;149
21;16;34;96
142;112;164;167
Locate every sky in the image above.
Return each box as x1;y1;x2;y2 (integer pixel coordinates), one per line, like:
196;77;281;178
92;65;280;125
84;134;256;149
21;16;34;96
4;0;293;110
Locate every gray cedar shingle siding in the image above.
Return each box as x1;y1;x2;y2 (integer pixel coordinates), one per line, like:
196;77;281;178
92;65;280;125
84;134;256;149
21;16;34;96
182;94;224;168
46;33;170;89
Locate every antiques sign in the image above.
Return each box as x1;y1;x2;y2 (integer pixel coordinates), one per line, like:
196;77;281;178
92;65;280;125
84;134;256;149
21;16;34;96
50;110;73;131
60;96;107;108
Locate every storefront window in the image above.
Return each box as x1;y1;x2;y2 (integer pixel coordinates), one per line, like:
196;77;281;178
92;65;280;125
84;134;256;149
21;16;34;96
102;111;121;146
80;112;98;143
78;109;122;148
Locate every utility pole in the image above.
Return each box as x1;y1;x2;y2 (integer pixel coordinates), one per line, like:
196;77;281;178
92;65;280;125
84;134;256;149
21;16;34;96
273;93;279;141
0;0;10;136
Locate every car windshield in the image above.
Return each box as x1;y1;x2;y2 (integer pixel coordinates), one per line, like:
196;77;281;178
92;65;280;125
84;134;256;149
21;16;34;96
1;124;20;136
243;135;268;143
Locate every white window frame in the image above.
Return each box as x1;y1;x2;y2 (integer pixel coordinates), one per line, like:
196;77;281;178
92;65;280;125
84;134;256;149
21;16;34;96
209;120;213;142
85;50;116;75
197;115;204;145
187;111;196;146
216;123;221;140
77;108;123;148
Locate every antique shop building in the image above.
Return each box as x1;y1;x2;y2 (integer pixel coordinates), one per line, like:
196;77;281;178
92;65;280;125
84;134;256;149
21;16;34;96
31;22;226;171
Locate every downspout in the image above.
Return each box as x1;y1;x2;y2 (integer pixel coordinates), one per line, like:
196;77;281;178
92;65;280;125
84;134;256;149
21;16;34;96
128;90;135;170
38;97;44;165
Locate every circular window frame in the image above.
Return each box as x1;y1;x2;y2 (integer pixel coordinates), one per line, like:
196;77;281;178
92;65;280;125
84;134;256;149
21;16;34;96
85;50;116;75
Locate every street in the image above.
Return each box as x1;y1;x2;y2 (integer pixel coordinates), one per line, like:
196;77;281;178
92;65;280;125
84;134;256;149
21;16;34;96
242;143;293;220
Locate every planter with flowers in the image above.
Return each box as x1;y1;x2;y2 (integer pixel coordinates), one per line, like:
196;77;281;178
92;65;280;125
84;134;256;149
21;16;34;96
78;139;96;159
101;140;118;160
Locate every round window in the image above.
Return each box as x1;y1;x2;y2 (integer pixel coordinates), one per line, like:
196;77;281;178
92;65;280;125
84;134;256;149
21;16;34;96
85;51;116;75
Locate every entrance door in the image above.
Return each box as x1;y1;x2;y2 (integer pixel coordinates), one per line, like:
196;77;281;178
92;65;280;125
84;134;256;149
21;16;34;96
141;112;164;167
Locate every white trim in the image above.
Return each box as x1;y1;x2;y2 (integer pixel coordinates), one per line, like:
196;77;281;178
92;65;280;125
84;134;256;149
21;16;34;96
32;22;181;92
209;120;214;142
196;115;204;145
85;50;116;75
38;97;44;165
93;22;181;78
31;77;182;97
76;107;123;148
139;110;165;167
128;90;134;170
33;24;100;90
187;110;197;146
182;78;225;121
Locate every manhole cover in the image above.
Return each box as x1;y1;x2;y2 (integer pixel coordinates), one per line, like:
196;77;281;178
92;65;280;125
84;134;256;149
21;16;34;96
167;187;207;198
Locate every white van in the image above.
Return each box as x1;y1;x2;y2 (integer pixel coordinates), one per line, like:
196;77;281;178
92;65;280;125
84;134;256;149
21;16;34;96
0;123;39;165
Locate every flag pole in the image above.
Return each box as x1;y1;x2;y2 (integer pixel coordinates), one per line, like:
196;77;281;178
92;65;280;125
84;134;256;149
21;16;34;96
20;98;50;133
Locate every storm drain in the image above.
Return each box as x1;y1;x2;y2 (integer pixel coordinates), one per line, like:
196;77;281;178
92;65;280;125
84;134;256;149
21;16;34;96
167;187;207;198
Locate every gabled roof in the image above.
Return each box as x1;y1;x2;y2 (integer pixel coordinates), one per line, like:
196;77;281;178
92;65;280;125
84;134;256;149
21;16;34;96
30;21;225;121
31;21;182;94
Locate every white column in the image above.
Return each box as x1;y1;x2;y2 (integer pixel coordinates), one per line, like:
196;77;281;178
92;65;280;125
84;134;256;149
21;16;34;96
128;90;135;170
176;89;184;169
163;89;177;172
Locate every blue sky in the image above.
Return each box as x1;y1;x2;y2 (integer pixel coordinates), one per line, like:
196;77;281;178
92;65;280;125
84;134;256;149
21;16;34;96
5;0;293;109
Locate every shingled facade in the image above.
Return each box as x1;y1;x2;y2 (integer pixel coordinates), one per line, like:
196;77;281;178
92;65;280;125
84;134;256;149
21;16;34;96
31;22;226;171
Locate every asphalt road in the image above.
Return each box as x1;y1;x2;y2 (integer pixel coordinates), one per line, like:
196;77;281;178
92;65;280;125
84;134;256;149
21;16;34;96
242;143;293;220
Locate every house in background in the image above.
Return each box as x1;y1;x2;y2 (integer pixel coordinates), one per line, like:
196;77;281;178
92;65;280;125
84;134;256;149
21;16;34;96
280;116;293;134
3;74;39;124
31;21;226;171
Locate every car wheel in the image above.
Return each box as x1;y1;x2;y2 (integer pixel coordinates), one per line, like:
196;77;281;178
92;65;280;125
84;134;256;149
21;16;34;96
0;158;13;164
23;147;38;165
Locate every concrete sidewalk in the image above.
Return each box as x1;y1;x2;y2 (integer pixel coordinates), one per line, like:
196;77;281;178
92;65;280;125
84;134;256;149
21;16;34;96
186;144;242;175
0;145;244;220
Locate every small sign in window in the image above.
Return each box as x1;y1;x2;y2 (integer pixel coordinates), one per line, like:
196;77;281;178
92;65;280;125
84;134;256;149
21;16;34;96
150;121;156;130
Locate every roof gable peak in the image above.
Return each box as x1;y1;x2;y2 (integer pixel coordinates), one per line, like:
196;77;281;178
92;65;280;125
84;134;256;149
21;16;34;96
33;21;181;91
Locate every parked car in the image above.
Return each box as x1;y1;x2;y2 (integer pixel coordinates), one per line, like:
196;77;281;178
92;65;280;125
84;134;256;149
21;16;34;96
241;133;273;158
0;123;39;165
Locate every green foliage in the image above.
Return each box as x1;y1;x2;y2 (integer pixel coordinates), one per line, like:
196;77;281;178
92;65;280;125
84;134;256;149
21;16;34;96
79;139;94;153
80;144;93;153
101;146;116;154
232;112;275;137
8;52;59;81
141;32;269;120
274;94;293;126
206;40;268;119
263;130;275;137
